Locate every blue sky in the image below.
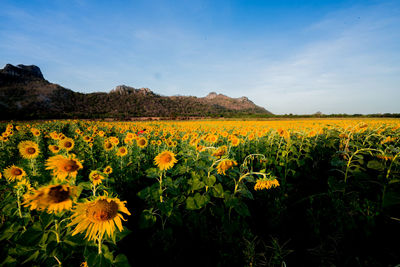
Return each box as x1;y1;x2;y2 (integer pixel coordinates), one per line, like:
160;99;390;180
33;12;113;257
1;0;399;114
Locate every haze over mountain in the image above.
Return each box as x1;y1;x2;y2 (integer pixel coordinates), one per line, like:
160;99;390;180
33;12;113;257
0;64;272;120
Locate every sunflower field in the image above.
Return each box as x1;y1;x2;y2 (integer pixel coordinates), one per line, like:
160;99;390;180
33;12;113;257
0;119;399;266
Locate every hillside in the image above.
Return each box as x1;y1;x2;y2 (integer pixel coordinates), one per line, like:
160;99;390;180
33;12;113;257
0;64;272;119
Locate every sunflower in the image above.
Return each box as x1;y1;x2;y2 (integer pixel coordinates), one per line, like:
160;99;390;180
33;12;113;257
14;178;33;192
31;128;40;137
23;184;77;213
212;146;227;158
103;166;113;175
216;159;237;175
154;150;178;171
230;137;240;147
45;154;83;181
18;140;40;159
49;144;61;153
104;141;114;151
68;195;131;241
116;146;128;157
89;170;105;186
3;165;26;182
254;178;280;191
50;131;59;140
136;137;148;148
59;137;75;151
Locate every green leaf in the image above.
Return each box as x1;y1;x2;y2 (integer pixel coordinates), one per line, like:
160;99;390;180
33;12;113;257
367;160;385;171
115;228;132;242
87;253;113;267
145;168;159;178
114;254;130;267
78;181;92;190
1;256;17;266
22;250;39;264
39;212;53;230
212;183;224;198
189;177;205;191
139;210;157;229
186;193;209;210
234;202;251;217
18;226;43;246
159;200;174;217
205;175;216;186
238;186;254;200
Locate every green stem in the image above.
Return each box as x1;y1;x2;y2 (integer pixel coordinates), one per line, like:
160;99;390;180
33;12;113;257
54;220;60;243
159;172;163;203
98;236;102;254
54;255;62;266
16;190;23;219
386;152;400;180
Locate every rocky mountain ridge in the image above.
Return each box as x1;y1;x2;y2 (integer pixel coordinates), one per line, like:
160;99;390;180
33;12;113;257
0;64;272;119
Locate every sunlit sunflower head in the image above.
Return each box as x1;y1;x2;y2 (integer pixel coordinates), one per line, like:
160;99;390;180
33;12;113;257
110;137;119;145
212;146;227;158
23;184;77;213
103;166;113;175
103;141;114;151
216;159;237;175
68;195;131;241
14;178;33;193
136;137;148;148
45;154;83;181
31;128;41;136
116;146;128;157
254;178;280;191
59;137;75;151
154;150;178;171
230;137;240;147
50;131;59;140
89;170;105;186
49;144;61;153
4;165;26;182
18;140;40;159
126;132;134;140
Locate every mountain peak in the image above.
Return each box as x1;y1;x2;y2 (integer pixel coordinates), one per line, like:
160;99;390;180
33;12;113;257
206;92;218;99
1;64;44;80
111;85;154;95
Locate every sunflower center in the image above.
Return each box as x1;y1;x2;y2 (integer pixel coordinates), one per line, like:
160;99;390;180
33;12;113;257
48;185;70;203
12;168;22;176
27;147;36;154
161;154;172;163
64;141;72;148
105;143;112;149
87;200;119;221
139;140;145;146
63;160;80;172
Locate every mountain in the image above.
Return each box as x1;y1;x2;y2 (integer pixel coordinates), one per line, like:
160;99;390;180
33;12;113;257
0;64;273;119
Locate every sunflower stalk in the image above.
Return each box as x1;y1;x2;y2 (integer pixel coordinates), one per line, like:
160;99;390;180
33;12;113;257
16;189;23;219
98;236;103;254
92;184;97;197
29;158;37;176
159;172;164;203
53;255;62;266
54;219;61;243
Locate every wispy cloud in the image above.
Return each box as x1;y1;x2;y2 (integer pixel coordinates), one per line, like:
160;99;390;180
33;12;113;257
243;3;400;114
